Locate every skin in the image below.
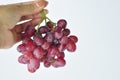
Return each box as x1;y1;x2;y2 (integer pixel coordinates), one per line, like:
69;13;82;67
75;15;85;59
0;0;48;49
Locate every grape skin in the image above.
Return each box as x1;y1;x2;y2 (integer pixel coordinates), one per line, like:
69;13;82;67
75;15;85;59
66;38;76;52
57;19;67;29
18;55;29;64
69;35;78;43
33;35;44;46
52;57;66;68
33;47;44;59
27;58;40;73
62;28;70;36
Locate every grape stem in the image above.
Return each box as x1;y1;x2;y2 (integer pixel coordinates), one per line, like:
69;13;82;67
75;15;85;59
36;10;57;33
41;10;56;26
36;10;46;31
41;10;47;24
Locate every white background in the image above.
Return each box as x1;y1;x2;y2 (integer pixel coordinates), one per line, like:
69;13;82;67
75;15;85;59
0;0;120;80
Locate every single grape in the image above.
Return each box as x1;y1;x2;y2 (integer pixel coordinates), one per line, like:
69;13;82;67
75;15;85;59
62;28;70;36
33;47;44;59
66;38;76;52
41;41;51;50
25;41;36;52
52;57;66;68
17;43;26;53
27;58;40;73
24;52;33;60
44;60;51;68
22;37;32;44
57;19;67;29
39;26;50;34
54;27;63;39
33;35;44;46
46;21;54;29
18;55;29;64
69;35;78;43
25;26;35;37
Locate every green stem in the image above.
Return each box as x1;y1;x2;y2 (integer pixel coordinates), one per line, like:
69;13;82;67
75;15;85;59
36;10;57;33
45;17;47;25
46;17;52;22
41;10;46;19
36;10;46;33
41;10;48;25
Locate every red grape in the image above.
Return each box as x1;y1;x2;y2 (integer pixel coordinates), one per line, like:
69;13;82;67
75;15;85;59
18;55;29;64
27;58;40;73
54;30;63;39
62;28;70;36
24;52;33;60
25;41;36;52
39;26;50;34
33;35;44;46
33;47;44;59
22;37;32;44
41;41;51;50
25;26;35;37
48;46;59;58
52;58;66;68
57;52;65;58
17;43;26;53
58;44;66;52
69;35;78;43
46;21;54;29
45;32;54;42
57;19;67;29
44;60;51;68
59;36;68;44
66;38;76;52
54;27;63;39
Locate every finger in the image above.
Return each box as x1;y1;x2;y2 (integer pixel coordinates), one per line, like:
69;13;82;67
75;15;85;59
11;17;43;42
14;18;42;33
20;12;40;21
16;0;48;16
20;9;48;21
11;30;22;43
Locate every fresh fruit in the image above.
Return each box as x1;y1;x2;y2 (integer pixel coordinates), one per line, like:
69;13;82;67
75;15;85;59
17;10;78;73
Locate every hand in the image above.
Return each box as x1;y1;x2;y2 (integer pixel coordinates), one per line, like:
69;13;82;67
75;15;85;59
0;0;48;49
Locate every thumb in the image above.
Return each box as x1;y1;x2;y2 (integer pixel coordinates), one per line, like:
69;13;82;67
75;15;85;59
16;0;48;16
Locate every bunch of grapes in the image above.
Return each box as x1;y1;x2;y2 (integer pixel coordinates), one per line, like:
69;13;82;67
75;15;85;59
17;11;78;73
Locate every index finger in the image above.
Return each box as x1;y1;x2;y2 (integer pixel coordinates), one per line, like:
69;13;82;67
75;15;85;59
9;0;48;16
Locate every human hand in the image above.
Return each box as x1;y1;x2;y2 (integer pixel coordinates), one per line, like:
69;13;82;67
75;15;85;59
0;0;48;49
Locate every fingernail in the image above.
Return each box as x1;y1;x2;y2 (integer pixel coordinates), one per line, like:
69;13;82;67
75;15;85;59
35;0;48;7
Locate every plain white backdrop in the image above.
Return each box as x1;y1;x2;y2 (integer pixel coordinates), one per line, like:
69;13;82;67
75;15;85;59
0;0;120;80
